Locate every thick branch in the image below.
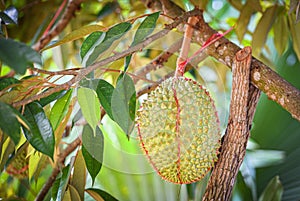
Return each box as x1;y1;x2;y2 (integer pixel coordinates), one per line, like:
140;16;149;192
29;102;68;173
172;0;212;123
35;137;82;201
143;3;300;121
203;47;261;200
192;12;300;121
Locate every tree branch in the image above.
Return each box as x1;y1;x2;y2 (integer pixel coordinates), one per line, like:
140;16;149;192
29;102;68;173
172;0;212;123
35;137;82;201
33;0;83;51
203;47;261;200
143;2;300;120
191;11;300;121
12;9;202;108
133;37;182;83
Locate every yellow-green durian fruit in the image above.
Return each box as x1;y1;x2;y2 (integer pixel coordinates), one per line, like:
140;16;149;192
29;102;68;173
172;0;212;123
137;77;221;184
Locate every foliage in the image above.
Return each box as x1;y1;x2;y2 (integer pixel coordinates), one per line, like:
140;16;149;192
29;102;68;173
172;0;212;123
0;0;299;201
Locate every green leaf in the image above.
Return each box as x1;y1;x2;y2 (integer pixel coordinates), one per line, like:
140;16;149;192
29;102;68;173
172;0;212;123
0;12;16;25
80;31;104;59
50;89;73;131
52;165;72;201
42;25;104;51
82;22;132;66
96;79;114;120
252;5;279;56
79;78;100;90
235;2;254;42
0;38;42;75
82;124;103;185
65;184;81;201
288;13;300;61
273;14;289;55
0;102;20;144
39;90;67;107
23;102;55;158
3;6;18;24
111;74;136;136
97;1;119;19
124;12;159;71
258;176;283;201
124;54;132;73
0;6;18;25
86;188;119;201
132;12;160;46
70;150;86;201
0;77;20;91
77;87;101;132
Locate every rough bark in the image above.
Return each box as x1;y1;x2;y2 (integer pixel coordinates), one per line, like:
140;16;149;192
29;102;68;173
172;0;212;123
203;47;261;200
192;12;300;121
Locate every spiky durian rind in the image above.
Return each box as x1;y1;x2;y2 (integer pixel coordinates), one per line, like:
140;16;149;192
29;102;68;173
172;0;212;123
137;77;221;184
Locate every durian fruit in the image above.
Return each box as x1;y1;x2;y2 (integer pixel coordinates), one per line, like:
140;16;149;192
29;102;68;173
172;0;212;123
137;77;221;184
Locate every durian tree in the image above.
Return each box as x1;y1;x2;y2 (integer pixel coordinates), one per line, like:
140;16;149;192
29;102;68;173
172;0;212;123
0;0;300;201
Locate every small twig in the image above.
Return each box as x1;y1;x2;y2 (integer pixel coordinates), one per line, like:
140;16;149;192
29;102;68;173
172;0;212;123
175;16;198;77
34;137;82;201
33;0;83;51
42;0;68;37
96;68;157;84
203;47;261;200
31;67;81;76
133;37;183;83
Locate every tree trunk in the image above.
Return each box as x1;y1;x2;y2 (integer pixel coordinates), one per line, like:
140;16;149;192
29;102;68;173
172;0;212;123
203;47;261;200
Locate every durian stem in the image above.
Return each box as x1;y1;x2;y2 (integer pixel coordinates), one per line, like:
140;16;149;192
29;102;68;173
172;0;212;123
175;16;198;77
203;47;261;200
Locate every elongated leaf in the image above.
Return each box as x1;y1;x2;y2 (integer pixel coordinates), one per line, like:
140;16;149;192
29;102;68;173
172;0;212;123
77;87;100;132
96;79;114;120
23;102;55;158
86;188;118;201
79;78;100;90
124;12;160;71
29;153;48;182
80;32;104;59
252;5;279;55
0;38;42;74
111;74;136;136
236;2;254;42
0;102;20;144
3;6;18;24
39;90;67;106
66;184;81;201
288;14;300;60
83;22;132;66
42;25;104;51
50;89;73;131
70;150;86;201
289;0;300;22
132;12;160;46
273;14;289;55
258;176;283;201
0;12;16;25
52;164;72;201
97;1;119;19
82;124;103;185
0;77;20;91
